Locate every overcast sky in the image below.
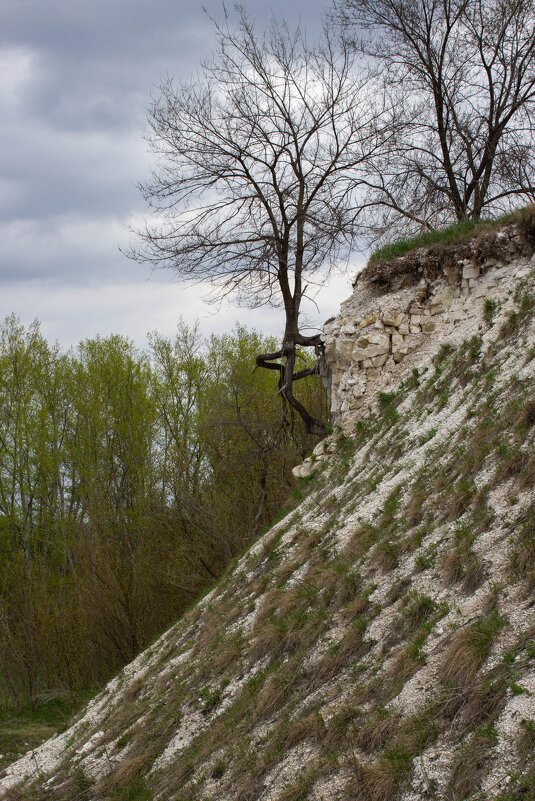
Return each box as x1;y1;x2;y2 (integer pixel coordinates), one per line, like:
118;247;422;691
0;0;363;349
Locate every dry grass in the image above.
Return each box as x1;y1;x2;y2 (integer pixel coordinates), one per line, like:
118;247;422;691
1;790;26;801
443;477;478;521
510;504;535;591
189;606;228;657
352;709;401;754
441;610;505;689
339;589;372;623
256;718;314;776
397;705;439;756
384;592;442;653
517;398;535;430
381;642;426;701
293;528;326;561
385;577;411;606
120;677;145;705
95;754;150;794
308;560;362;609
519;449;535;489
9;763;95;801
516;203;535;246
284;712;326;751
252;662;301;721
459;670;509;733
274;767;318;801
348;753;410;801
7;268;535;801
308;617;370;690
252;611;321;660
343;522;381;563
447;725;497;800
99;689;152;748
211;632;244;675
347;700;439;798
233;776;266;801
323;703;360;753
442;547;487;593
438;659;509;732
370;540;400;572
399;525;428;555
461;558;488;593
275;557;307;583
224;711;324;801
441;633;484;687
518;718;535;766
405;479;428;527
441;548;466;584
251;621;289;660
399;592;439;634
250;586;319;661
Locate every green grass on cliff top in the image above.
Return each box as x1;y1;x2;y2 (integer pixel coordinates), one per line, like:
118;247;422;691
368;211;517;264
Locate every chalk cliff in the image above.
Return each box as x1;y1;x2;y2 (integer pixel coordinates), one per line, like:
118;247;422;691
2;217;535;801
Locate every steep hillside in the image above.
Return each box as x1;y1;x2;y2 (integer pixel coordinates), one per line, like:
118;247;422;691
2;224;535;801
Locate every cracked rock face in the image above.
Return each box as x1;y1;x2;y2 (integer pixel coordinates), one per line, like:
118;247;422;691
322;228;535;431
3;229;535;801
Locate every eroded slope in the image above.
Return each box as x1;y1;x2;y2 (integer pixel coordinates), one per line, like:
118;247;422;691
2;264;535;801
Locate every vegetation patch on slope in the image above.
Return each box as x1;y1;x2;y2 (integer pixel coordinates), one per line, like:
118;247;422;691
362;205;535;290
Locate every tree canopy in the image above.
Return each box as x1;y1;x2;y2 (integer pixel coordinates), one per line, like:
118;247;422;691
0;315;322;708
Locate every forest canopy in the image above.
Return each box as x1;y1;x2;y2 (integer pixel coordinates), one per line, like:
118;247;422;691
0;314;325;709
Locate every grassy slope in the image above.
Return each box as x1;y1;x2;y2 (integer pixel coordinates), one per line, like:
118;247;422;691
367;208;532;263
3;272;535;801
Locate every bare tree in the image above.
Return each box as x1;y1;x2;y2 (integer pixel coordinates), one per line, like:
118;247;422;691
130;10;386;436
335;0;535;239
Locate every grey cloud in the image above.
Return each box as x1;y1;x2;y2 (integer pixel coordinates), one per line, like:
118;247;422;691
0;121;146;218
0;0;332;344
0;270;353;350
0;214;139;283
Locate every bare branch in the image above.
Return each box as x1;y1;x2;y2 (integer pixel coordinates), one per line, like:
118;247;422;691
129;10;389;436
334;0;535;241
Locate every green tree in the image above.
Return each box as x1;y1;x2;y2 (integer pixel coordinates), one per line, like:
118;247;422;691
68;335;158;664
0;315;81;705
0;319;325;709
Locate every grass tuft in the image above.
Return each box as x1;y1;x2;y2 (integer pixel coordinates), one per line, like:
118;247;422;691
442;610;506;689
448;725;498;799
510;504;535;591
